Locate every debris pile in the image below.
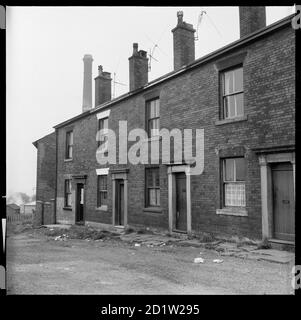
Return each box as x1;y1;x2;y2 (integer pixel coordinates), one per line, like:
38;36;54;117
54;234;69;241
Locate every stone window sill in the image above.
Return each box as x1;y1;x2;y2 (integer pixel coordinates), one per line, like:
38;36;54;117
64;158;73;162
141;136;162;143
216;207;248;217
143;207;163;213
95;205;108;211
63;207;72;211
215;115;248;126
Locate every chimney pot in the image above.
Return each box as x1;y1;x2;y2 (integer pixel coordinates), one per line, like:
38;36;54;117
98;65;103;75
95;66;112;107
177;11;183;24
129;43;148;91
172;11;195;70
133;43;138;55
139;50;147;58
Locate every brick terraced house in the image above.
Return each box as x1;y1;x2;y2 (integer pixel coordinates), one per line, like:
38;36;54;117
33;7;295;245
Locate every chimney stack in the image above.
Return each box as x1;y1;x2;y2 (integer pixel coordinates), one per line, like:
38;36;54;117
82;54;93;113
239;7;266;38
129;43;148;91
94;65;112;107
172;11;196;70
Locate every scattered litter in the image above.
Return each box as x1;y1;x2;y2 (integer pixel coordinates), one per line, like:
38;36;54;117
194;257;204;264
54;234;69;241
199;252;203;255
49;228;54;231
64;267;70;271
213;259;224;264
134;243;141;247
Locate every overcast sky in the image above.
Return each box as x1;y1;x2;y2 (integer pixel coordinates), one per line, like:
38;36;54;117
6;6;293;196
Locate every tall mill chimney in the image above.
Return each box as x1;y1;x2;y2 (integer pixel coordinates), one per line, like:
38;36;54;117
172;11;196;71
95;65;112;107
82;54;93;113
239;7;266;38
129;43;148;91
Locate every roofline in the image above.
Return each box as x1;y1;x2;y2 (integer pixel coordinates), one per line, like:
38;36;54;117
53;13;294;130
32;131;56;148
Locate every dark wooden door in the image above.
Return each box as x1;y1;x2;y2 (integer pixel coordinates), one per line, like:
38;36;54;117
76;183;84;223
115;180;124;226
175;173;187;232
272;163;294;241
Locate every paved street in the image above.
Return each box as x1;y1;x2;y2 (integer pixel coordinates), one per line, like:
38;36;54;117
6;226;294;294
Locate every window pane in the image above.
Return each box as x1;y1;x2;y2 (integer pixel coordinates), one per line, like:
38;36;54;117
235;158;246;181
225;159;235;181
223;70;234;95
69;132;73;145
65;180;70;193
225;183;245;206
149;101;156;118
100;192;107;205
146;169;153;187
67;193;72;207
234;68;243;92
103;118;108;129
149;189;156;206
235;93;244;117
150;119;159;136
156;189;160;206
69;146;73;158
98;119;103;130
224;96;236;118
155;169;160;187
156;99;160;117
97;176;100;191
148;99;160;118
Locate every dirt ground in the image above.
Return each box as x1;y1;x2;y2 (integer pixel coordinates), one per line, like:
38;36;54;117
6;225;294;295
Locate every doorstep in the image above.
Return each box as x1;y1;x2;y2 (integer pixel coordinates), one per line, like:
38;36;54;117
269;238;295;252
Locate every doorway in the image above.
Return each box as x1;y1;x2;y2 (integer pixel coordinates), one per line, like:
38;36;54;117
115;180;124;226
175;172;187;232
272;162;294;241
76;183;84;224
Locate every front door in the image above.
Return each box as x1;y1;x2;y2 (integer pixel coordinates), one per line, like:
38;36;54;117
76;183;84;224
115;180;124;226
175;173;187;232
272;162;295;241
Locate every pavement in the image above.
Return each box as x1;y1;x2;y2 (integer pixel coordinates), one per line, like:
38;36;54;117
118;231;295;265
42;224;295;265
